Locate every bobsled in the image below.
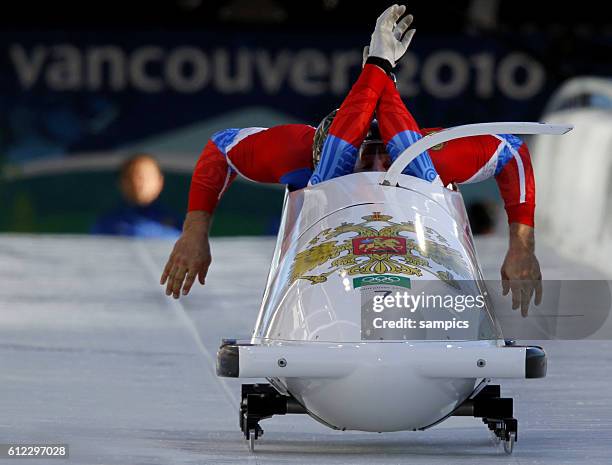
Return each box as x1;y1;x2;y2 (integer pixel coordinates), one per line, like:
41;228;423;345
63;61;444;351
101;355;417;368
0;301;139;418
217;122;572;453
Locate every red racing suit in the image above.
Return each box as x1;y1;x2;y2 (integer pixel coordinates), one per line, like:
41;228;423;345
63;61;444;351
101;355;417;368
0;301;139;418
188;64;535;226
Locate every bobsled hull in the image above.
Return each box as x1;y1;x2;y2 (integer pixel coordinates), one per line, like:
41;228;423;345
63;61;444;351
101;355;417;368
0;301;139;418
219;340;545;431
218;172;546;432
254;172;492;343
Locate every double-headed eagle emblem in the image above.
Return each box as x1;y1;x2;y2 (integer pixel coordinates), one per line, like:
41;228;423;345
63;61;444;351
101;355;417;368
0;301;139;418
290;212;468;286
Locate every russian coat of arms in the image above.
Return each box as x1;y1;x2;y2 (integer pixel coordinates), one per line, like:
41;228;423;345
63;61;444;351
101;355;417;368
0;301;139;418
290;212;469;286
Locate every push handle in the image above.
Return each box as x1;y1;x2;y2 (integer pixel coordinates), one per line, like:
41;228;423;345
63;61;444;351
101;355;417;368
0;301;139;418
381;122;573;187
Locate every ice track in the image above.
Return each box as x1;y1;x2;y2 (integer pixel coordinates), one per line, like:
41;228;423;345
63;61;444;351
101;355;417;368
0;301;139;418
1;234;611;464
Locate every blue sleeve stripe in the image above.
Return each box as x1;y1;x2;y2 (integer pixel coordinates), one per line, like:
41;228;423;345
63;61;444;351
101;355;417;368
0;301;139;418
494;134;523;175
280;167;313;190
387;130;421;160
313;134;358;182
210;128;240;155
387;130;438;182
318;134;340;177
321;134;350;177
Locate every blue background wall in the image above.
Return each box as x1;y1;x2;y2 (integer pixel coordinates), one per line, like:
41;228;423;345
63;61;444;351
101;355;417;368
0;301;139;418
1;1;611;234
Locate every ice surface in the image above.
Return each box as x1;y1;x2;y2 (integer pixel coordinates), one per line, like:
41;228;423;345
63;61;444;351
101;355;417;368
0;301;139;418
0;234;610;464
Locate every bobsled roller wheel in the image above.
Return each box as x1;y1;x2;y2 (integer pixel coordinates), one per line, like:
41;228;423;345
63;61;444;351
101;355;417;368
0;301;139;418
453;384;518;454
483;417;517;454
239;383;306;452
504;431;516;454
248;428;258;452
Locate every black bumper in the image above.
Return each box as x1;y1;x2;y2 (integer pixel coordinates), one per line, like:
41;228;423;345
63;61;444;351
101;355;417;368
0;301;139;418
217;340;240;377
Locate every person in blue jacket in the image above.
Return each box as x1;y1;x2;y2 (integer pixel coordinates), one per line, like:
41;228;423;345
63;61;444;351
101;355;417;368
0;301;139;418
92;154;181;238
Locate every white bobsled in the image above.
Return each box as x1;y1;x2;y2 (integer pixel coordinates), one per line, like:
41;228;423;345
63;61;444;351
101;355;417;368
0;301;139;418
217;122;572;453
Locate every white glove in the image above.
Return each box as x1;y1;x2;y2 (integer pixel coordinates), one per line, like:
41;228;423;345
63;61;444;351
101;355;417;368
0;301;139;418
367;4;415;68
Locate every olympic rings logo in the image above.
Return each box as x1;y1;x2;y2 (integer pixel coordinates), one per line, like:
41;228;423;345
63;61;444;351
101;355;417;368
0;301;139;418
361;276;401;284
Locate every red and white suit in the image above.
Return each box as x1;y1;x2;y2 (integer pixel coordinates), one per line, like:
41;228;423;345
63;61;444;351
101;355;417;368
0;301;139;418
188;64;535;226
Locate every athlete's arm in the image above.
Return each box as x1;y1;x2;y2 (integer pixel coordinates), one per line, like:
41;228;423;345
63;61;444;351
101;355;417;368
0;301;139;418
161;124;314;299
160;210;212;298
310;4;414;184
310;63;389;184
425;130;535;226
425;131;541;316
501;222;542;317
376;78;438;181
207;125;314;190
187;138;237;214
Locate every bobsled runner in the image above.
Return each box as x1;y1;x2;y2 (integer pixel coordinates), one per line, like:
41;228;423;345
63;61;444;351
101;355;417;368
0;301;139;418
217;122;572;453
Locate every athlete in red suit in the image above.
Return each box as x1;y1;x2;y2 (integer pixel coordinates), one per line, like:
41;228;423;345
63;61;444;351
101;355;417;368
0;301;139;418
161;5;541;315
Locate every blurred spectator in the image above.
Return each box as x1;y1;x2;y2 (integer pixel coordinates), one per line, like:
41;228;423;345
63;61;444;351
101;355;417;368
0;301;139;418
91;154;182;237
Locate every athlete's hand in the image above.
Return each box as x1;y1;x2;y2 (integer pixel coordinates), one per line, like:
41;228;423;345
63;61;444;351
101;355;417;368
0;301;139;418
500;223;543;317
160;211;212;299
367;4;415;68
